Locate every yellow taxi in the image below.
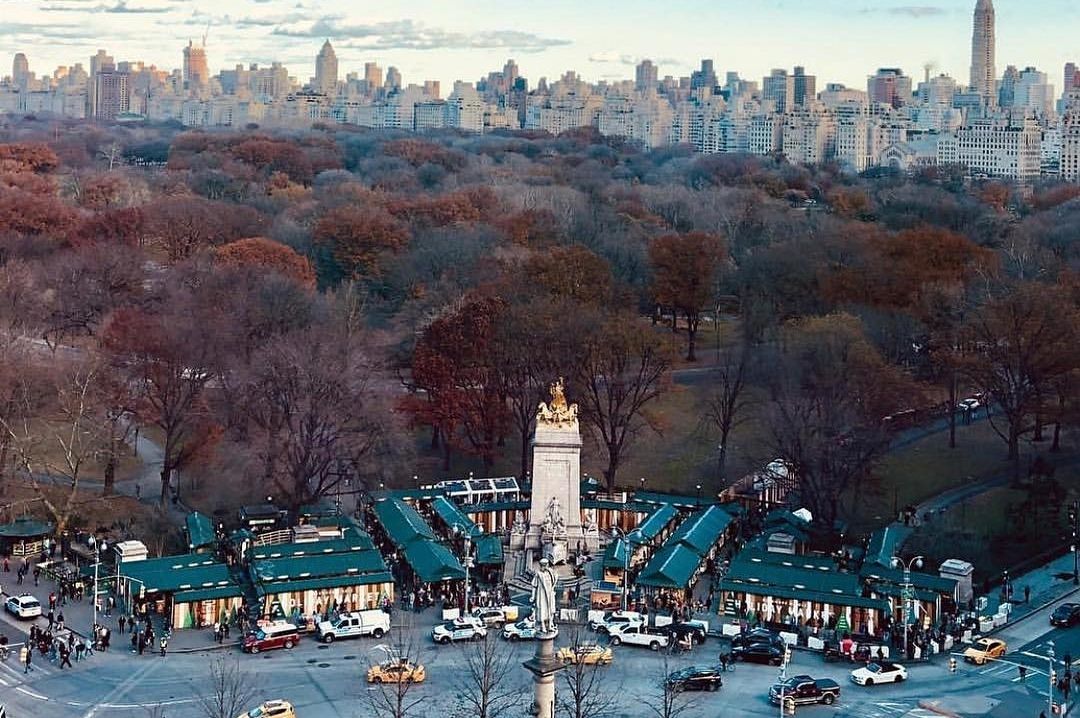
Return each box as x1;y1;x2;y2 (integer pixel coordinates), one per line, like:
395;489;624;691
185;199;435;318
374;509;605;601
367;659;427;684
963;637;1007;665
556;643;614;666
236;699;295;718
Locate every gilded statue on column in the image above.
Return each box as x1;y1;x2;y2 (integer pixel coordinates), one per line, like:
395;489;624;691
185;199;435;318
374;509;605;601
536;377;578;427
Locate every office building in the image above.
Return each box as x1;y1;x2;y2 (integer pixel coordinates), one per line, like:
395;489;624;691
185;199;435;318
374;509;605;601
314;40;338;94
957;112;1041;181
793;66;816;106
636;59;658;92
763;69;795;113
868;68;912;108
970;0;996;107
183;40;209;91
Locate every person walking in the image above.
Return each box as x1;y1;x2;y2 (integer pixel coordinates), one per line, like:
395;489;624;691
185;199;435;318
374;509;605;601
1025;585;1031;604
21;644;31;674
119;615;126;633
46;609;54;630
58;643;72;669
159;634;168;657
74;638;85;662
57;611;65;631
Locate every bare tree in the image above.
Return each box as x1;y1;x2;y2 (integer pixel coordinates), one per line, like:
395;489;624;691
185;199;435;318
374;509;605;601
450;632;519;718
194;655;259;718
575;313;673;490
643;653;694;718
366;619;428;718
557;626;619;718
704;342;753;485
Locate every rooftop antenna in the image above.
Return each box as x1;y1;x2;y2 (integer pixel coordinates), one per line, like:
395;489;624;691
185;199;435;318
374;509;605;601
923;60;937;84
202;22;210;48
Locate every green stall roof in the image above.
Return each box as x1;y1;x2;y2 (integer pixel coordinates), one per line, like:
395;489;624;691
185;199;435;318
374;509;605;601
185;511;216;551
667;505;732;555
173;585;243;603
0;517;53;538
724;551;862;596
474;534;503;565
121;554;236;596
859;564;957;595
602;538;628;569
717;579;891;612
402;541;465;583
636;504;678;542
372;498;436;547
636;542;704;589
431;496;482;538
251;549;387;584
251;527;376;560
255;571;394;597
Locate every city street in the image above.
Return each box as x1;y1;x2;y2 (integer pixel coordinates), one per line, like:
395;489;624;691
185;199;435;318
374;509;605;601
0;606;1013;718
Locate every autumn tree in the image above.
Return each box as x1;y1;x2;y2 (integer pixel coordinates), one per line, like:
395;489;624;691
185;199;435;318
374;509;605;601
314;205;409;279
953;283;1080;481
574;313;673;490
102;304;223;505
523;245;613;306
145;196;265;263
649;232;725;361
0;339;47;494
215;237;316;288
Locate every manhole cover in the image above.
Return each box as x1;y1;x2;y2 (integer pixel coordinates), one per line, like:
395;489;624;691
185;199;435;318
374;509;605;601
344;655;357;660
307;659;318;664
318;663;331;668
318;645;330;650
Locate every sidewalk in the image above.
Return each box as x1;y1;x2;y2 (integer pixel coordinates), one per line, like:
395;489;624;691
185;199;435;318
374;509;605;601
985;550;1080;644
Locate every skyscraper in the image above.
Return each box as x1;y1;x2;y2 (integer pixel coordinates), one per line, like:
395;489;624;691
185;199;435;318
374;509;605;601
792;66;816;106
1066;62;1080;92
364;62;383;94
970;0;996;107
385;66;402;91
763;69;795;113
12;53;29;89
183;39;209;92
636;59;658;92
315;40;338;94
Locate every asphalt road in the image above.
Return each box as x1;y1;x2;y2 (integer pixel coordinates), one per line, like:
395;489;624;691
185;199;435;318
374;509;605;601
0;616;972;718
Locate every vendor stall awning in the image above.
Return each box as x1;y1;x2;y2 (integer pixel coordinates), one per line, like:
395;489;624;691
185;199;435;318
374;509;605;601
251;549;387;584
121;554;236;596
372;498;436;547
474;534;503;565
602;537;628;569
636;504;678;542
402;541;465;583
431;496;482;538
173;585;243;603
636;543;703;589
185;512;215;551
666;505;732;555
255;571;394;597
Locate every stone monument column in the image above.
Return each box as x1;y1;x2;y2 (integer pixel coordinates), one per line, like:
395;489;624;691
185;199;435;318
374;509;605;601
527;378;584;562
523;557;563;716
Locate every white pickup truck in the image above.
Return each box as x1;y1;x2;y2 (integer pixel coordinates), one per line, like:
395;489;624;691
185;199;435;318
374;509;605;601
316;610;390;643
607;623;670;651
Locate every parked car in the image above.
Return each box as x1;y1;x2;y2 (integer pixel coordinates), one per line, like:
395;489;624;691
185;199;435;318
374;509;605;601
5;594;42;620
665;666;723;692
851;662;907;686
1051;603;1080;628
470;607;509;627
589;610;643;633
608;624;670;651
317;610;389;643
503;619;548;641
556;643;614;666
432;621;487;645
243;621;300;654
731;628;784;649
235;699;295;718
769;676;841;706
669;621;708;645
367;659;426;684
732;642;785;666
963;638;1007;664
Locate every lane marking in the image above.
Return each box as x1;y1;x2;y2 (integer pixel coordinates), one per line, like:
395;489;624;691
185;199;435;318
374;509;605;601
16;686;48;700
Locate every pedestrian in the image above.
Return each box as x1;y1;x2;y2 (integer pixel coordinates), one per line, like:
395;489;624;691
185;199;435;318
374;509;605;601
74;639;85;662
1025;585;1031;604
21;644;31;674
223;621;230;640
33;566;39;585
57;611;65;631
106;596;114;618
59;643;72;669
16;566;23;585
47;609;55;630
49;592;56;611
159;635;168;657
1019;665;1027;682
2;556;8;572
137;633;145;655
119;615;126;633
131;632;138;653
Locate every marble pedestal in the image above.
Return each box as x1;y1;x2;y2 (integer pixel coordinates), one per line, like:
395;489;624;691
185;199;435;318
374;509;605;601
522;632;564;717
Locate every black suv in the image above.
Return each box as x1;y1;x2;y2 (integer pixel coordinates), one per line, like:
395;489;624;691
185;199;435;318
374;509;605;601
732;641;785;666
666;666;723;692
731;628;785;650
1052;603;1080;627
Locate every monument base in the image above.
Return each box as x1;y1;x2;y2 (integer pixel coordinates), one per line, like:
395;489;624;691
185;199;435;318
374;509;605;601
522;632;564;717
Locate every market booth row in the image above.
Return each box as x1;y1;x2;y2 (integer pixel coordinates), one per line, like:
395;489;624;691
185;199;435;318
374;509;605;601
117;552;243;629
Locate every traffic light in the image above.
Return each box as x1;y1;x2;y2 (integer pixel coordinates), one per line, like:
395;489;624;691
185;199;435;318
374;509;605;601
949;657;957;673
1052;669;1058;687
784;697;796;715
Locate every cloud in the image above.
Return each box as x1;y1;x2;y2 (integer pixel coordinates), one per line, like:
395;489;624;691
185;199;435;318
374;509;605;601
587;51;638;65
272;17;569;52
886;5;947;17
41;0;172;12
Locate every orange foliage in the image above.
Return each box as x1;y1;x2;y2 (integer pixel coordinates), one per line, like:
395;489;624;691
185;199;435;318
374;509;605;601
826;187;873;219
0;188;77;237
387;188;495;227
0;143;59;174
69;207;144;248
1031;185;1080;211
215;237;316;288
313;205;409;278
383;139;465;170
977;182;1010;212
494;208;561;246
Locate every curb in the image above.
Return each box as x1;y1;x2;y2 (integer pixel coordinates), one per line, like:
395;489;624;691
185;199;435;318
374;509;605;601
171;641;241;654
988;585;1080;636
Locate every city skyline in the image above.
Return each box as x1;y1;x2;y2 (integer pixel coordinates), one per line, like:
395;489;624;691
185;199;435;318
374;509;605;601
2;0;1077;91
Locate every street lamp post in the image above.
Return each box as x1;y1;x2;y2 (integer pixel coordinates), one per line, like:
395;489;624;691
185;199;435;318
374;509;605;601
891;554;924;658
696;484;702;506
92;540;108;631
617;528;643;612
1071;501;1079;585
455;524;475;614
1048;640;1056;717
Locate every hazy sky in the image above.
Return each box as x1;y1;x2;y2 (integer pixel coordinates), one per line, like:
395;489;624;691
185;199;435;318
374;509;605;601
2;0;1077;90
